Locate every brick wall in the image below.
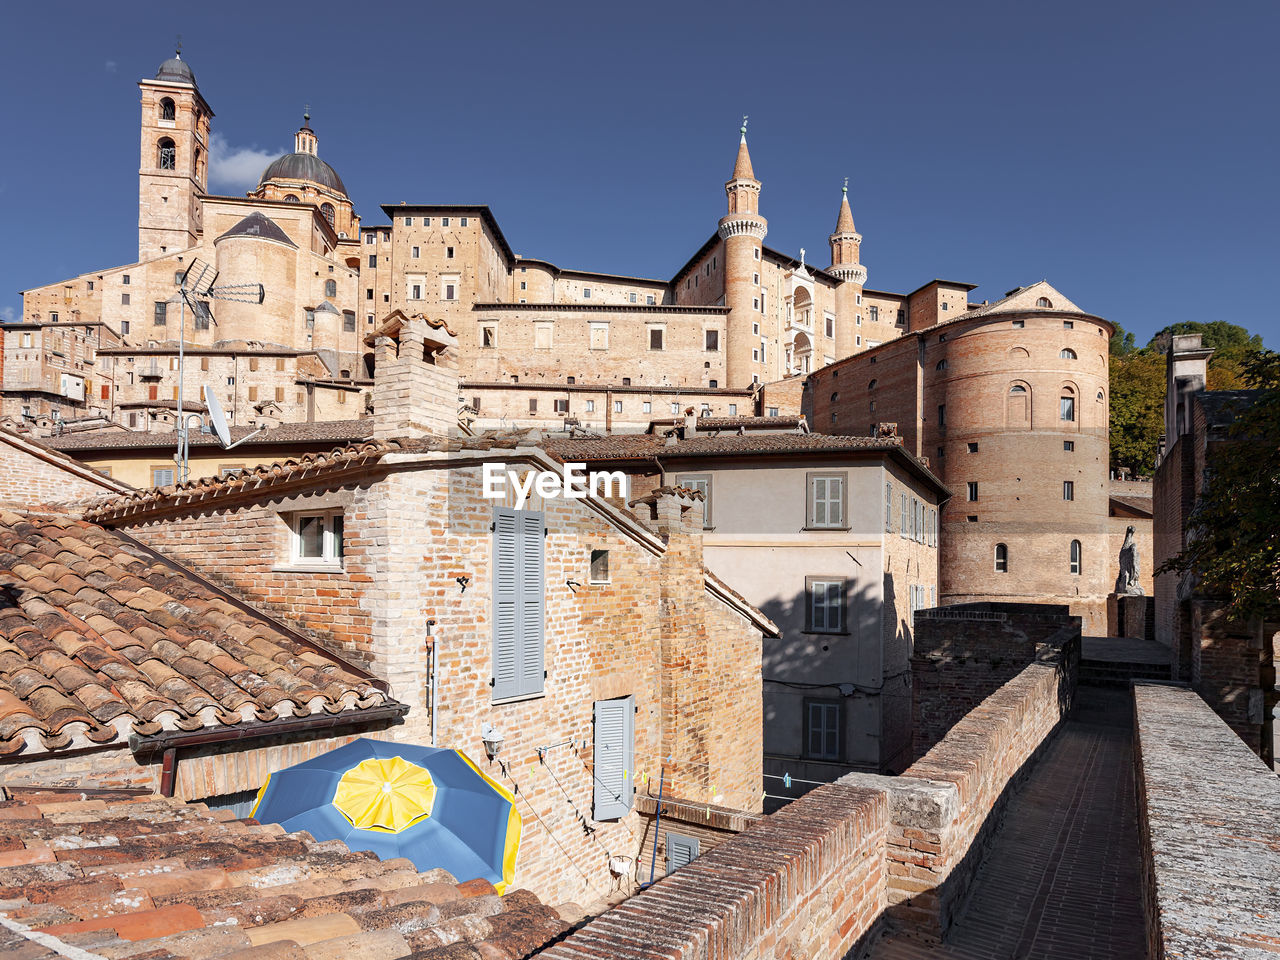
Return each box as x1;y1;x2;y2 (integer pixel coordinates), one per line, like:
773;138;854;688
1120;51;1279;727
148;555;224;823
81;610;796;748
910;602;1081;760
111;457;764;907
1132;683;1280;958
0;433;124;507
537;625;1079;955
537;781;890;959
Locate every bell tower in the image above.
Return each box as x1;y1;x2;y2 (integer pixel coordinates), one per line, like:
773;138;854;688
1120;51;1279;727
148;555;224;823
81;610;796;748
827;180;867;360
138;45;213;262
718;119;768;388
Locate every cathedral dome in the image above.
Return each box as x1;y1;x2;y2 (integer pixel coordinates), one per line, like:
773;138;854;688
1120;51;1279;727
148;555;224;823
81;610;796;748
215;212;297;248
155;55;196;86
258;152;348;197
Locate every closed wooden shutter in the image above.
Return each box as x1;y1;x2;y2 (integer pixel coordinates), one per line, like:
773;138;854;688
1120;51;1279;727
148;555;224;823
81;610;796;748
666;831;700;874
491;507;544;700
593;695;634;820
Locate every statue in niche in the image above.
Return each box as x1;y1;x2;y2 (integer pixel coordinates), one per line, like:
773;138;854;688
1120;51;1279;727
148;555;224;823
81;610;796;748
1115;525;1143;595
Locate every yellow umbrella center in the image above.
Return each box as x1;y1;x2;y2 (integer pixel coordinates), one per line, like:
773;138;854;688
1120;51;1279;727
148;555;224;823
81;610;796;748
332;756;436;833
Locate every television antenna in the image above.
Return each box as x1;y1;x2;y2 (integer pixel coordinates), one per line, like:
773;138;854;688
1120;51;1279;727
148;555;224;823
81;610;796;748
170;258;265;482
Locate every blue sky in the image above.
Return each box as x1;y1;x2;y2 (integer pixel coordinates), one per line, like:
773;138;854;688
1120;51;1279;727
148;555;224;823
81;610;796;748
1;0;1276;348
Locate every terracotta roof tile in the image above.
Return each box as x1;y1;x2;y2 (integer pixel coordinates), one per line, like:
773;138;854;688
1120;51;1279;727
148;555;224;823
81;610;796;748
0;510;395;757
0;789;567;959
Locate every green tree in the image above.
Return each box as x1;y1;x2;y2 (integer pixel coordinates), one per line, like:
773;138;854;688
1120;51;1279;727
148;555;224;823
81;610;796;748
1109;322;1137;356
1147;321;1263;355
1109;349;1165;475
1158;349;1280;619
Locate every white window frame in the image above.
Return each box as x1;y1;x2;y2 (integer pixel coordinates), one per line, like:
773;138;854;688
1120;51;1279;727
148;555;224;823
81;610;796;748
806;473;846;529
291;510;344;567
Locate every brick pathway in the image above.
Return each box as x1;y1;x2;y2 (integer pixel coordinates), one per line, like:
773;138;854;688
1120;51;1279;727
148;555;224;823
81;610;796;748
866;687;1147;960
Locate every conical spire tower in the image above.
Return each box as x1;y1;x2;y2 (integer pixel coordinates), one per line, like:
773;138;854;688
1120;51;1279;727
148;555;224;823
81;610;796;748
717;119;768;388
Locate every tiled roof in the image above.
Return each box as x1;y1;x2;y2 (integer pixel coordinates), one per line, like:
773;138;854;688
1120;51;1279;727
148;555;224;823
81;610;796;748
544;431;899;461
646;415;804;433
0;511;393;757
0;786;568;960
44;420;375;453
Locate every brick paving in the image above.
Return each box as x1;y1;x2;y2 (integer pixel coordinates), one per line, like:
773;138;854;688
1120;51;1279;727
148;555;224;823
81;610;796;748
867;687;1147;960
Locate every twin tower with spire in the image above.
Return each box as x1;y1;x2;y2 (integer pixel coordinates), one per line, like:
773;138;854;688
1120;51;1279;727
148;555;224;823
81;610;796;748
706;120;868;386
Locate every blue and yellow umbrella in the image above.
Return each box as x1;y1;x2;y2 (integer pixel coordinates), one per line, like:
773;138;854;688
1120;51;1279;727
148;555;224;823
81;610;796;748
250;739;522;892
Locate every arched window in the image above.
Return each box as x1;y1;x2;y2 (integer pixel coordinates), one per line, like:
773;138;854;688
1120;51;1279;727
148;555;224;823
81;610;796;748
1036;297;1053;308
1007;382;1030;429
284;194;300;203
157;138;176;170
1069;539;1082;574
159;97;175;122
935;359;947;371
830;392;839;402
868;378;878;390
1060;386;1076;422
321;203;336;228
994;543;1008;573
1060;348;1077;359
324;279;337;298
1097;390;1105;402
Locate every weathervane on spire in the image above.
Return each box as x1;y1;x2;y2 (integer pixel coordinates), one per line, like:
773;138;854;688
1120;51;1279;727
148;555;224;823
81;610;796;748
175;34;182;58
740;115;749;138
304;103;311;124
843;176;849;196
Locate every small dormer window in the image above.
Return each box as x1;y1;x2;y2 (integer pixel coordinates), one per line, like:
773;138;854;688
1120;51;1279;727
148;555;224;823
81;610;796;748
1037;297;1053;308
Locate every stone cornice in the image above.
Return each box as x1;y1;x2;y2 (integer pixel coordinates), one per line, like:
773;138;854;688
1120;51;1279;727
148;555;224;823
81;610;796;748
717;217;768;242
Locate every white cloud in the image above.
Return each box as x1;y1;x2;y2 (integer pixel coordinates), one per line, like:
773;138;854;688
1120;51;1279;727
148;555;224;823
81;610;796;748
1;305;18;323
209;132;283;193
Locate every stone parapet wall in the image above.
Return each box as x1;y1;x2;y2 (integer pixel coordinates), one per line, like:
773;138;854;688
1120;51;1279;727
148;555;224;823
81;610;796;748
1132;682;1280;959
538;781;890;959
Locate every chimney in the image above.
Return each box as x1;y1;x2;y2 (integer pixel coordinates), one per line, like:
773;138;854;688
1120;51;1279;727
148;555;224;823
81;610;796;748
682;406;697;439
370;312;460;441
1164;334;1214;446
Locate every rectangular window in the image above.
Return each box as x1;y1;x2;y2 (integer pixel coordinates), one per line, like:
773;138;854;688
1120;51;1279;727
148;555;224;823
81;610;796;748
676;474;712;527
1063;320;1074;329
444;282;457;300
441;217;449;226
152;302;167;325
807;578;845;633
825;314;835;338
666;831;700;875
967;442;978;453
366;234;375;245
869;305;879;324
248;386;259;402
1061;396;1075;421
806;473;846;529
590;548;610;584
528;399;538;413
554;399;568;413
460;217;468;226
275;387;284;402
805;700;841;760
343;311;356;332
967;481;978;501
412;246;420;258
482;326;496;348
1064;440;1075;451
642;401;652;413
585;399;595;412
649;328;664;350
937;404;946;428
583;287;591;299
366;288;373;300
121;294;131;306
885;481;893;532
368;254;376;268
1063;480;1074;501
403;217;413;226
447;247;455;259
629;292;637;303
122;275;130;285
646;294;655;305
593;695;635;820
613;400;622;413
705;329;719;351
728;403;737;415
491;507;545;700
151;466;174;487
520;281;527;290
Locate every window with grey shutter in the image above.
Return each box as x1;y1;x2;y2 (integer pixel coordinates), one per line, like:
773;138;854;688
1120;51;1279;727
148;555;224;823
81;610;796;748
666;831;700;875
491;507;545;701
593;695;634;820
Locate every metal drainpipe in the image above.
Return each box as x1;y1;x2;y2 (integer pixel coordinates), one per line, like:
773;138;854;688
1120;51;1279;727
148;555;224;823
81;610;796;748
427;620;438;747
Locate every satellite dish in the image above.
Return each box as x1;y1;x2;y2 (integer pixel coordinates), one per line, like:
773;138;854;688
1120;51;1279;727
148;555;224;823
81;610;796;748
203;386;231;446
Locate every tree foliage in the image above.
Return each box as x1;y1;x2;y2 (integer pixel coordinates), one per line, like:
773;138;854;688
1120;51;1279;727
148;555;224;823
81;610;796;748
1158;349;1280;620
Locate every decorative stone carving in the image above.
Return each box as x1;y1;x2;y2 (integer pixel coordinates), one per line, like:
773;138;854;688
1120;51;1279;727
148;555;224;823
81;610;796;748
1116;524;1143;595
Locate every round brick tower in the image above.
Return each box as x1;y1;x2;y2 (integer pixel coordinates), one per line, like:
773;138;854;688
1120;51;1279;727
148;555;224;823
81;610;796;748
827;182;867;361
718;122;768;388
212;212;298;346
928;285;1114;632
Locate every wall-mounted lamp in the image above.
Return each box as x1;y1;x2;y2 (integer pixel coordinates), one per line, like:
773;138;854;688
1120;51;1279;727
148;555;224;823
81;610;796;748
481;722;505;761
